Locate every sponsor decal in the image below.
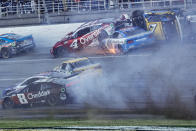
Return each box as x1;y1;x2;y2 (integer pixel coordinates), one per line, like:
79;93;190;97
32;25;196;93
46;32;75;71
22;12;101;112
79;26;106;45
60;93;67;100
107;39;124;45
61;88;66;92
27;90;50;100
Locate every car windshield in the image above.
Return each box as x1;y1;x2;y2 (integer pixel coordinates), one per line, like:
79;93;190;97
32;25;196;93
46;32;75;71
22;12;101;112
71;59;92;69
20;77;40;87
145;14;175;22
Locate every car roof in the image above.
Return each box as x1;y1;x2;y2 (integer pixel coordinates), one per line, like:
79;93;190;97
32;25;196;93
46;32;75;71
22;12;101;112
0;33;16;38
62;57;89;64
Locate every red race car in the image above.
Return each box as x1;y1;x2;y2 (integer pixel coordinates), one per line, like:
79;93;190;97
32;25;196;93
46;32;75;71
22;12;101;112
50;19;117;57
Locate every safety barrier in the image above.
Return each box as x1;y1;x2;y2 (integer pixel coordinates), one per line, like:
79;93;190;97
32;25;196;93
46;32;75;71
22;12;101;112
0;0;196;18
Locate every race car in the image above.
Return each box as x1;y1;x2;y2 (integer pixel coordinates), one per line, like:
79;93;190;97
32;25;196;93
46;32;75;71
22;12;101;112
1;57;101;109
102;26;155;54
52;57;102;76
132;9;183;41
0;33;35;58
1;75;69;109
50;15;131;57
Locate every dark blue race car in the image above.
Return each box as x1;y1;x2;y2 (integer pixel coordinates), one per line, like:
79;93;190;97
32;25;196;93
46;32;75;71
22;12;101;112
102;26;155;54
0;33;35;58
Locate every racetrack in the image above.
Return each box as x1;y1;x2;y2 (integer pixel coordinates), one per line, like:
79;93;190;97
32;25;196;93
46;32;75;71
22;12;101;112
1;23;196;119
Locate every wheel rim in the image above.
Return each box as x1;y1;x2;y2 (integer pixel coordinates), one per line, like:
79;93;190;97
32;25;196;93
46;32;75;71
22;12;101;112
47;96;57;106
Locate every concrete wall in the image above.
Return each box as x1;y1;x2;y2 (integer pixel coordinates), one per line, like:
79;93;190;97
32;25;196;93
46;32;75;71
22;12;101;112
0;7;188;27
0;9;135;27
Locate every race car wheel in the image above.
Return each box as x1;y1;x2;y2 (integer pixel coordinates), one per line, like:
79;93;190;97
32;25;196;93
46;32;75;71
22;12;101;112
1;48;12;59
55;46;67;58
2;98;14;109
132;10;146;30
47;95;58;106
132;10;144;17
98;30;109;49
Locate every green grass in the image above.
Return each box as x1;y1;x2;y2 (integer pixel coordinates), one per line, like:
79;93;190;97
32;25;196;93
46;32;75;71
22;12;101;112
1;119;196;128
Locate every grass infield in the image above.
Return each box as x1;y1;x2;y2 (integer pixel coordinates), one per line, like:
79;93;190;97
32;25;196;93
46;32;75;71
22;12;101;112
1;119;196;128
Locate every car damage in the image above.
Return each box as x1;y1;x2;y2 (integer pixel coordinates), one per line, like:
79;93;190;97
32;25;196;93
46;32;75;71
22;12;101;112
0;33;35;58
1;57;102;109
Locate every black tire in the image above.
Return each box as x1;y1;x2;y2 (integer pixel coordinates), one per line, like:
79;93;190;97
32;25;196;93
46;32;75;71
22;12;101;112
1;48;12;59
54;46;67;58
132;10;144;17
132;10;146;30
46;95;58;106
2;98;14;109
98;30;108;49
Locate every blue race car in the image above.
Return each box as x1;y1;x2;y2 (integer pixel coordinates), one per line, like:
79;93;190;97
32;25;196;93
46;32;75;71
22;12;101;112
0;33;35;58
102;26;155;54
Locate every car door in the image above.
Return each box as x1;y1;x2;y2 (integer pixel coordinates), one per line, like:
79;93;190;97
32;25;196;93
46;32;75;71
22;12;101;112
26;83;42;104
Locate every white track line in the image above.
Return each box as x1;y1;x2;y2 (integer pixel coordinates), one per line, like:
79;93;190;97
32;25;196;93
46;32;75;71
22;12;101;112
0;78;26;81
0;54;151;63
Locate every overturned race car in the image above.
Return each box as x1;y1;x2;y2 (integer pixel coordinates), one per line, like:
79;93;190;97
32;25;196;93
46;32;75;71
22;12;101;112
0;33;35;58
101;26;155;54
132;9;183;41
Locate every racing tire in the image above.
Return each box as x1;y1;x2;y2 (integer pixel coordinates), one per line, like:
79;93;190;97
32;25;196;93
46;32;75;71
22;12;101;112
98;30;109;49
1;48;12;59
2;98;14;109
46;95;58;106
54;46;68;58
132;10;144;17
132;10;146;30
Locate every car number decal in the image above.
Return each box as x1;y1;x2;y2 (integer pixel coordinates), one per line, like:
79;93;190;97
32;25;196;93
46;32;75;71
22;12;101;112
70;39;78;49
17;94;28;104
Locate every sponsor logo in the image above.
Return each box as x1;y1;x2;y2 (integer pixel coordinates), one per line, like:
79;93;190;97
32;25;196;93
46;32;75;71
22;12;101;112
79;25;108;45
107;39;124;45
27;90;50;100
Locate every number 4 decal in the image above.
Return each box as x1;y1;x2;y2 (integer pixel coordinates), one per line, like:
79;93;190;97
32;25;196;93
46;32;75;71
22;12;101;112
70;39;78;49
17;94;28;104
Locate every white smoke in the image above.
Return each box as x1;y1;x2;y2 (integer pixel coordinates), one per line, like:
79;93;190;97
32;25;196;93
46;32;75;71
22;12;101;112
67;42;196;117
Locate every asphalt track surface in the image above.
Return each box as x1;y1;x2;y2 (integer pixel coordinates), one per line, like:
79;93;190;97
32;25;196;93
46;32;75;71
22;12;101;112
1;42;196;119
0;45;157;88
